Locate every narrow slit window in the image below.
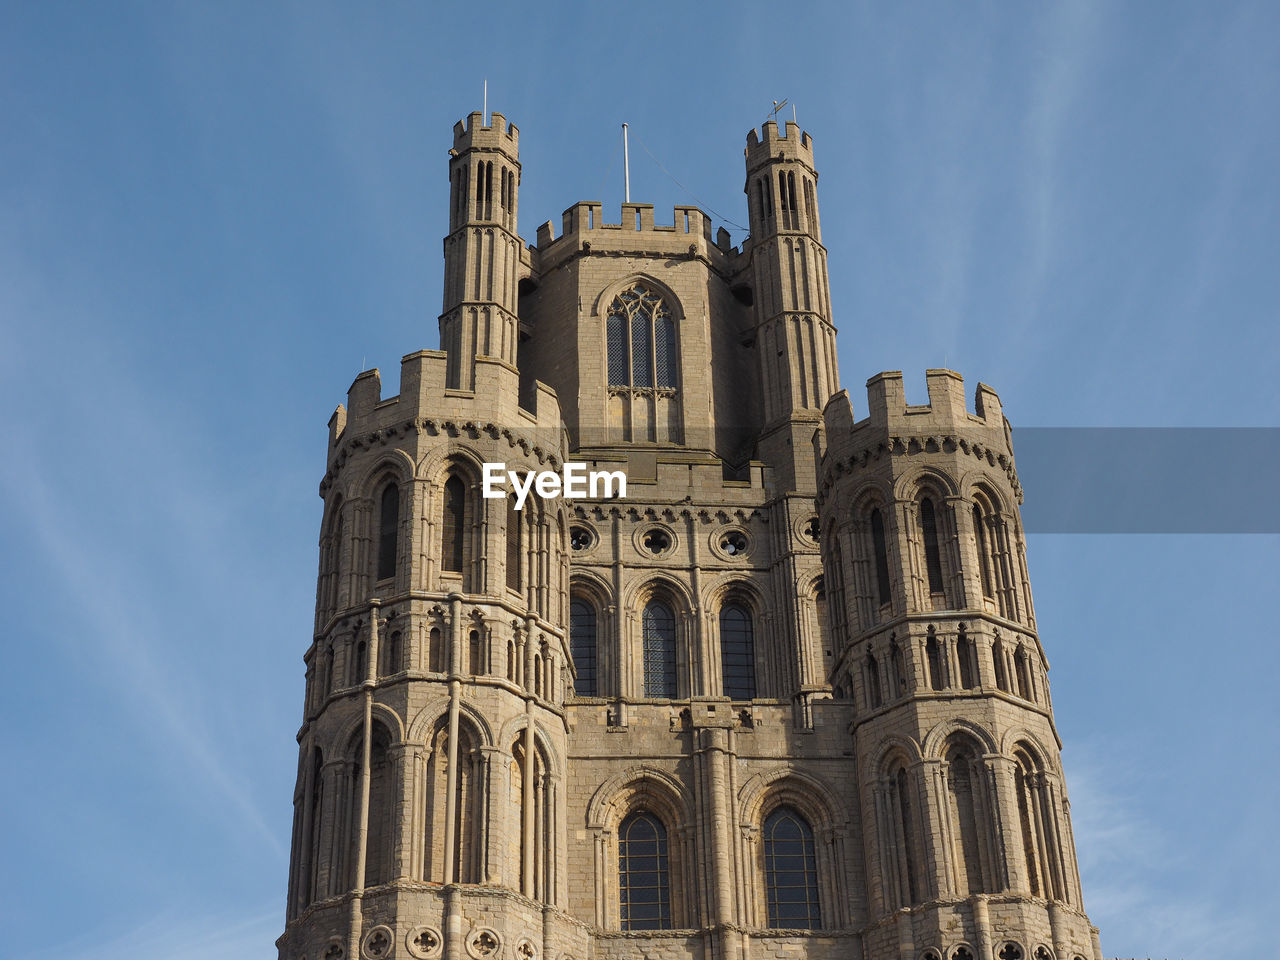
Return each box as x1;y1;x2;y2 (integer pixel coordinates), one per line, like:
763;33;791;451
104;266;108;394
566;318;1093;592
442;476;466;573
377;483;399;581
871;508;892;606
920;498;944;594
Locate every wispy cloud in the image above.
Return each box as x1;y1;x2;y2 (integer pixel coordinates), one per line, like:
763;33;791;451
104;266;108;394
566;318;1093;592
1018;0;1103;328
1067;740;1261;958
49;906;280;960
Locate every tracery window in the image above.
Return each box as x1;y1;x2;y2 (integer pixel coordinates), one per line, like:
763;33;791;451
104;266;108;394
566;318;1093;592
570;599;598;696
763;807;821;929
618;812;671;930
719;602;756;700
606;284;677;390
642;600;677;698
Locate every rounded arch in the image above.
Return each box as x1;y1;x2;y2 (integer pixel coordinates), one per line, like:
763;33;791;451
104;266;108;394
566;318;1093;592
701;574;768;617
866;734;925;780
495;716;564;779
622;572;696;617
1000;729;1056;770
405;696;494;748
585;765;694;831
893;465;960;503
795;567;824;600
589;273;686;322
322;491;346;533
337;709;403;757
738;768;844;835
922;717;998;760
352;450;416;500
570;569;614;608
845;482;894;526
416;444;487;486
965;475;1014;517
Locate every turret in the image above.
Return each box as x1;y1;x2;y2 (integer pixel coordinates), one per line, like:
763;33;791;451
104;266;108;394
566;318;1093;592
441;111;524;389
743;120;840;491
817;371;1097;960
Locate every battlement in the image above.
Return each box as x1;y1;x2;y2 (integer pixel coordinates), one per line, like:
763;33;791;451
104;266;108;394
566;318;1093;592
451;111;520;157
532;201;737;264
328;350;564;459
745;120;815;173
823;369;1010;451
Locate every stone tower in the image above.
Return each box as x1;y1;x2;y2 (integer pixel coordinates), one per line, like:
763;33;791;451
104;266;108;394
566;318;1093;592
278;113;1102;960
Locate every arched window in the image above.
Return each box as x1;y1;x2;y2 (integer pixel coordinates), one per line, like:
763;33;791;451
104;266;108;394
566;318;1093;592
1015;646;1033;700
992;637;1010;692
382;630;402;677
946;741;991;895
1014;750;1042;898
304;747;323;905
442;476;466;573
570;599;598;696
865;651;882;709
506;498;522;591
619;812;671;929
377;483;399;581
642;600;677;698
870;508;892;606
719;602;756;700
351;638;368;686
889;640;907;698
974;504;995;598
428;627;444;673
468;629;483;676
424;718;480;884
920;497;944;595
348;724;392;890
606;284;678;390
763;807;821;929
957;626;977;689
892;767;920;904
926;633;945;691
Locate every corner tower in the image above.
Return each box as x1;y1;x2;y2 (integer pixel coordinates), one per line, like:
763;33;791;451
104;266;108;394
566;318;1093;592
441;111;524;390
819;370;1101;960
744;120;840;491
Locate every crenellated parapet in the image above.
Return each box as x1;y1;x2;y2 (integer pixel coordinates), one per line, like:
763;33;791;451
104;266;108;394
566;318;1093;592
451;110;520;159
745;119;816;177
820;369;1019;503
326;351;566;479
529;201;741;276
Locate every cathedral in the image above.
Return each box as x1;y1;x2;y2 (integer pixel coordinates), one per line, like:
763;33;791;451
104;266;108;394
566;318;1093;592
277;111;1102;960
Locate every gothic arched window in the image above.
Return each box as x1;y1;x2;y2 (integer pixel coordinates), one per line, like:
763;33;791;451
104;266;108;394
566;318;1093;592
377;483;399;581
763;807;821;929
974;504;995;599
870;508;892;606
606;285;678;390
442;475;466;573
619;812;671;930
719;602;756;700
642;600;677;698
506;497;522;591
920;497;944;595
570;599;598;696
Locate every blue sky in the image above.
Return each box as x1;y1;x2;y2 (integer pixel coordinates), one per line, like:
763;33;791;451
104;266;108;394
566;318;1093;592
1;3;1276;958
